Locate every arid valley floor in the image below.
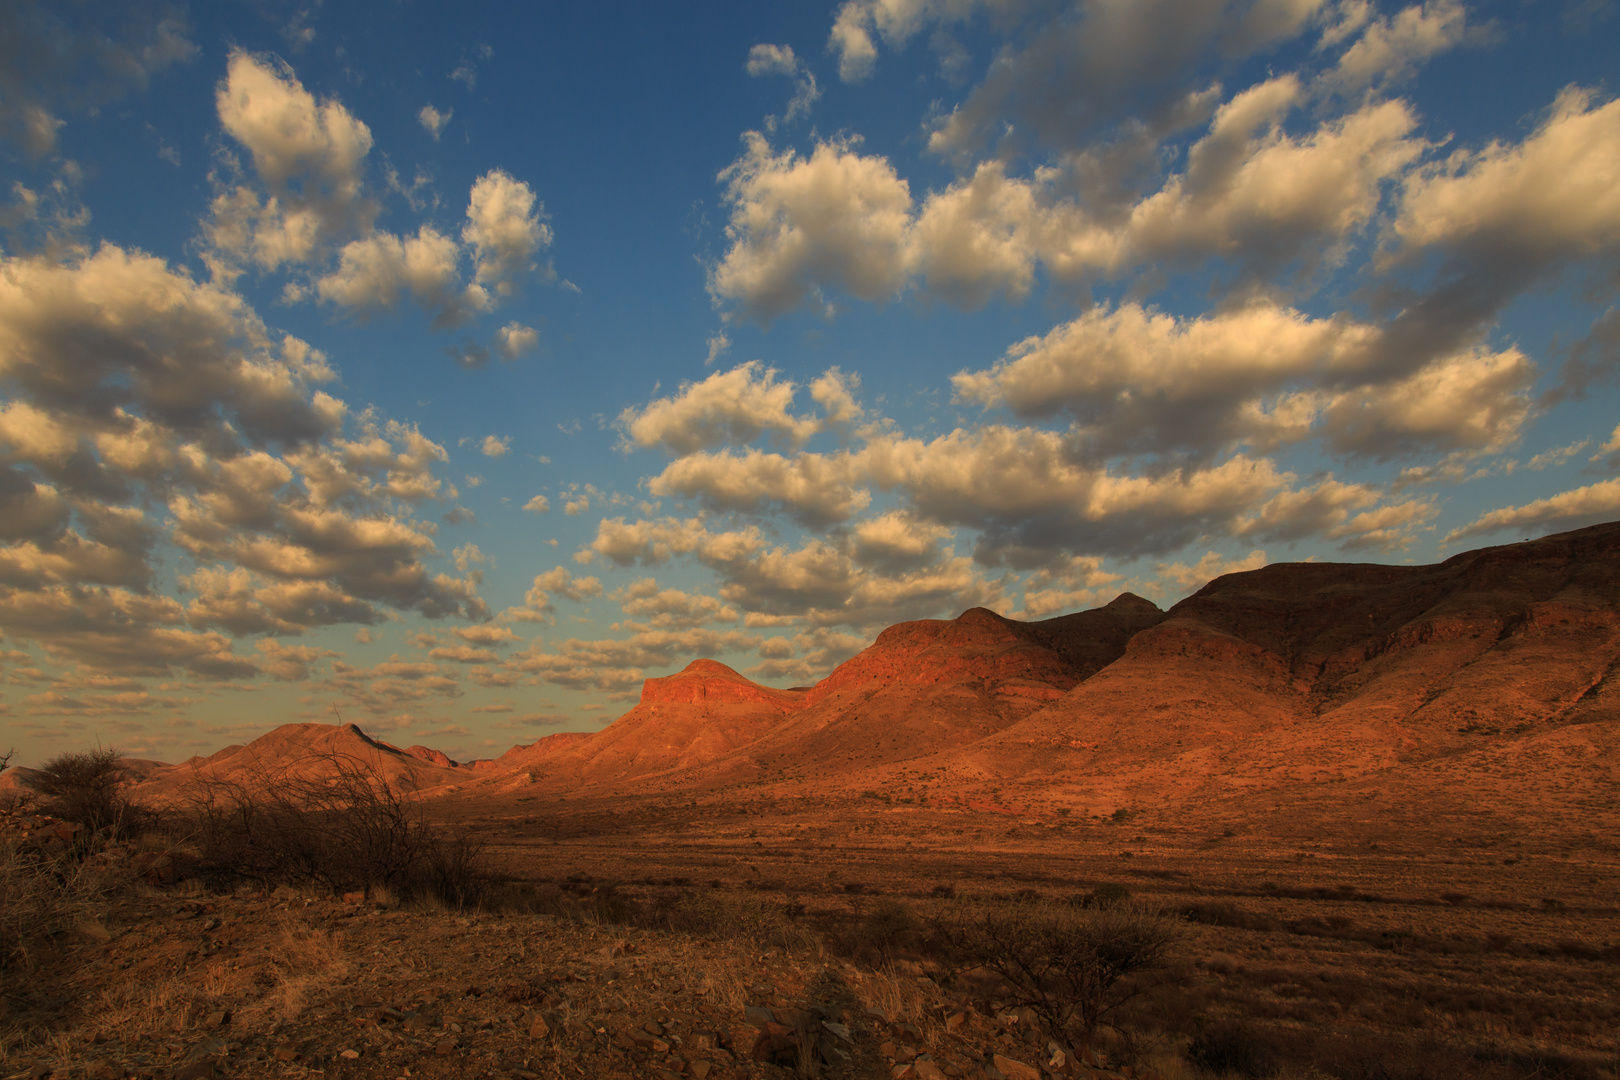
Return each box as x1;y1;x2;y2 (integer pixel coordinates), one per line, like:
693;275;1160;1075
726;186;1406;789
3;526;1618;1080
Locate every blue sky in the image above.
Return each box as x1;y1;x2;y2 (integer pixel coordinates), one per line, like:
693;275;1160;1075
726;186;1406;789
2;0;1618;766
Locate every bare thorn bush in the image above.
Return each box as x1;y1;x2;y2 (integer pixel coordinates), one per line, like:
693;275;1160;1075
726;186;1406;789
185;754;489;908
936;898;1186;1056
31;747;144;839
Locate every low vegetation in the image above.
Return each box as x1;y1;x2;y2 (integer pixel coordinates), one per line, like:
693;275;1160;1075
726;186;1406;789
185;754;490;908
3;748;1615;1079
934;896;1186;1056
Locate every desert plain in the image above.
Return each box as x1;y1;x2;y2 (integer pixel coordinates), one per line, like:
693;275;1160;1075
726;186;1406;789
2;523;1617;1080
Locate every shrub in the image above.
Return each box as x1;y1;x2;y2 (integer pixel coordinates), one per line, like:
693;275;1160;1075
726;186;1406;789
665;891;819;953
32;747;143;837
186;754;489;908
936;898;1184;1054
1187;1021;1278;1077
0;836;117;1022
853;899;918;959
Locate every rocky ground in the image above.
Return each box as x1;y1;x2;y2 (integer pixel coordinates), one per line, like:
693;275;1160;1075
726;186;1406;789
0;811;1156;1080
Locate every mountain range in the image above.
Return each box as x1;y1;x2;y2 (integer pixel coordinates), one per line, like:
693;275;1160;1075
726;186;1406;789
8;523;1618;832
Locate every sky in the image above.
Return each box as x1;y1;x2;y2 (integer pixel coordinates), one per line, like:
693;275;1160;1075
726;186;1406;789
1;0;1618;768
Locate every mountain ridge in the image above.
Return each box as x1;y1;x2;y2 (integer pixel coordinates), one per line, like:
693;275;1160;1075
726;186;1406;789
21;522;1615;827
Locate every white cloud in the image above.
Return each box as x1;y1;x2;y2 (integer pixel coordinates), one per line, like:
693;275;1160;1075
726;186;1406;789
921;0;1325;157
451;623;519;646
747;44;801;77
648;448;870;526
710;135;914;324
1322;0;1472;94
501;565;603;622
611;578;737;628
522;494;550;514
314;225;472;324
480;435;511;458
0;3;195;158
827;0;1030;83
496;321;539;358
745;44;820;128
953;301;1532;461
1390;86;1620;264
618;360;825;455
1445;480;1620;545
1020;555;1122;618
418;104;452;139
711;89;1423;322
462;169;551;299
1153;548;1267;594
209;50;378;272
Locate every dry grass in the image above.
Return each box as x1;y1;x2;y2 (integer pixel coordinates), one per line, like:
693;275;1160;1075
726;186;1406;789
0;841;119;1034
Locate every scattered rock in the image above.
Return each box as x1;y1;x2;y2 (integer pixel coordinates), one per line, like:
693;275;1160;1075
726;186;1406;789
993;1053;1042;1080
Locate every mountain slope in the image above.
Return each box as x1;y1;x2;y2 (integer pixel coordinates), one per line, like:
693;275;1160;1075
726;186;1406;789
957;522;1620;808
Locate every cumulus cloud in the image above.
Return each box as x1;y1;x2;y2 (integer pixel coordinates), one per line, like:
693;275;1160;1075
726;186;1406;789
0;1;196;157
953;301;1533;461
611;578;737;629
709;135;913;324
746;626;869;683
711;88;1424;321
314;225;472;324
496;321;539;359
522;494;550;514
853;512;953;572
318;657;462;715
0;242;489;686
207;50;378;273
1321;0;1473;94
462;169;551;299
1020;555;1122;618
451;623;519;646
828;0;1032;83
1445;479;1620;545
585;514;1005;629
648;448;870;526
418;104;452;139
1391;87;1620;263
618;361;830;455
745;43;820;128
205;56;554;330
1152;548;1267;595
509;626;762;695
921;0;1325;158
501;565;603;622
480;435;511;458
1378;87;1620;361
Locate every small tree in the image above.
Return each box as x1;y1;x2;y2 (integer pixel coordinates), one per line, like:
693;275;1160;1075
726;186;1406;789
33;747;137;836
938;898;1184;1055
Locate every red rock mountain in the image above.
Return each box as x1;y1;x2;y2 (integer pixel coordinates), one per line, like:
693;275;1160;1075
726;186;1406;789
515;660;805;788
948;521;1620;816
128;723;463;804
69;522;1620;826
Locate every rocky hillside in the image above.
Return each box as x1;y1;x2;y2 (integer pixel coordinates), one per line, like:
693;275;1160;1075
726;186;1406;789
30;522;1614;822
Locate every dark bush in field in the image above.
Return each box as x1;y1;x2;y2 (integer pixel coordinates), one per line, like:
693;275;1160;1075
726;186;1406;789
1187;1021;1278;1077
186;754;488;909
32;747;145;838
936;898;1184;1054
